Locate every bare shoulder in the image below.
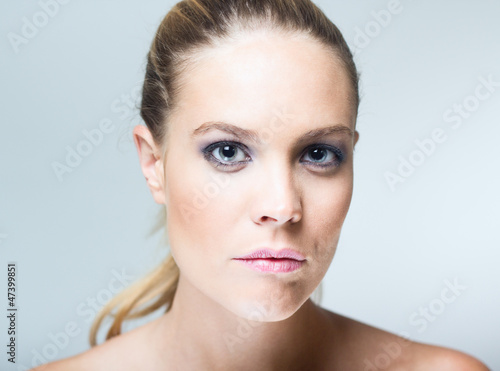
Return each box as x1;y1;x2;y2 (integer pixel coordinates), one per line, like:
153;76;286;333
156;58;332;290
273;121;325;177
323;310;490;370
29;340;117;371
410;342;490;371
29;351;94;371
29;320;158;371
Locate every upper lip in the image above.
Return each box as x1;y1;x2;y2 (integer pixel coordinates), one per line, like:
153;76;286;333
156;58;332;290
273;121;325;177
234;248;306;261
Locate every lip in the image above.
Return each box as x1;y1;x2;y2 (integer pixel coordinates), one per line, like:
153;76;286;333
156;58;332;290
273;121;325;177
233;248;306;273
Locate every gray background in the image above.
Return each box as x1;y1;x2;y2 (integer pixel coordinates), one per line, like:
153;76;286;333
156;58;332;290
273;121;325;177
1;0;499;369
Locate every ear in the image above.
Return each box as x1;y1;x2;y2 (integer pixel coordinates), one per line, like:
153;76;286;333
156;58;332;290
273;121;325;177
353;130;360;149
133;125;166;204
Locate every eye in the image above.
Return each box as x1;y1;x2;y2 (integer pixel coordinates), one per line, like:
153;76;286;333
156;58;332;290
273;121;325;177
202;141;251;170
301;145;344;168
202;142;344;172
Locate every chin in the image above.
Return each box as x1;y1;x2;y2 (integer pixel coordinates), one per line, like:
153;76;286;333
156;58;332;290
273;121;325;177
228;290;311;323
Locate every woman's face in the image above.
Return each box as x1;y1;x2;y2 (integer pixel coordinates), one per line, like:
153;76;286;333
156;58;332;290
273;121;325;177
160;31;358;321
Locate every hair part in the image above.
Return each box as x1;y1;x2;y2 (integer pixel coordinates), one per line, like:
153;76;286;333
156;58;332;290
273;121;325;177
90;0;358;346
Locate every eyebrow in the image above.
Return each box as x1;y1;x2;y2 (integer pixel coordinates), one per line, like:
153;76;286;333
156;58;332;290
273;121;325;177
191;121;354;144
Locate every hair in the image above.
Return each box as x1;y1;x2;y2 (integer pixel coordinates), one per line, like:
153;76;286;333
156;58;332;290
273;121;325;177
90;0;359;346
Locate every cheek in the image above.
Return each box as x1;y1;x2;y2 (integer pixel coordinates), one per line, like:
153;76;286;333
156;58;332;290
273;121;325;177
308;172;354;232
304;174;353;269
163;157;239;265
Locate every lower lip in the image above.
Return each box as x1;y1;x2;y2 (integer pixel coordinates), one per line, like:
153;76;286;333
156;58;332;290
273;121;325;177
234;258;304;273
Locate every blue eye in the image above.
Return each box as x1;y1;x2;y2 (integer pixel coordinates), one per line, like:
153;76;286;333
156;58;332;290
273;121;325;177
202;141;251;171
301;145;344;168
202;141;344;172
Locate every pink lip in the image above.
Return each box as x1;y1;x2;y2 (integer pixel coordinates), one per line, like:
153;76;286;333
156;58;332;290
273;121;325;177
233;248;305;273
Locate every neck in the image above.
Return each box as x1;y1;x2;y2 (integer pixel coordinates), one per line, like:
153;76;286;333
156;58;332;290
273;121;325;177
150;274;335;371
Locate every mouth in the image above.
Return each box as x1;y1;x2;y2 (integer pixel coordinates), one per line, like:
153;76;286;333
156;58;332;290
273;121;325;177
233;248;305;273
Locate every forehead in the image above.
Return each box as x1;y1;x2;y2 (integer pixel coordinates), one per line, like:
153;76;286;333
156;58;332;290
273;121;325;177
170;31;355;134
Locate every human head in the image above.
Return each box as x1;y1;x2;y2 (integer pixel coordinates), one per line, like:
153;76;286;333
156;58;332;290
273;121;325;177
90;0;360;345
140;0;359;153
134;0;359;321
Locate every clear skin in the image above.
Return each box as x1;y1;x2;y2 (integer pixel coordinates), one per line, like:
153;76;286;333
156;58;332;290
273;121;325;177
34;30;490;371
146;29;358;366
137;31;358;368
158;31;357;323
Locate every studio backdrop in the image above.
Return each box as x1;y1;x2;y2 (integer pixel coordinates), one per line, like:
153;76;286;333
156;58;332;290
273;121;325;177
1;0;499;370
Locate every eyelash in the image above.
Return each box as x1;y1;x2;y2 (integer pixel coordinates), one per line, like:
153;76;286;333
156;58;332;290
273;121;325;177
201;140;345;172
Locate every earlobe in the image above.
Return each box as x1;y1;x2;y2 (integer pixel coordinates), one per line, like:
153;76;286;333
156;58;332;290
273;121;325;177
133;125;166;204
353;130;360;148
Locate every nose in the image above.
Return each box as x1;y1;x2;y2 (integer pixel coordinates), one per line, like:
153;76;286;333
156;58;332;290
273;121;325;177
250;161;302;226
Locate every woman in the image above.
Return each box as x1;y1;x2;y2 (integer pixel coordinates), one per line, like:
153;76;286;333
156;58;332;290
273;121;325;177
36;0;489;369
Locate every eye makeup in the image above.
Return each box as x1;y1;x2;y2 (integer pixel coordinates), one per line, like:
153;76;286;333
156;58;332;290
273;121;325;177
201;140;252;171
200;139;346;173
300;144;344;169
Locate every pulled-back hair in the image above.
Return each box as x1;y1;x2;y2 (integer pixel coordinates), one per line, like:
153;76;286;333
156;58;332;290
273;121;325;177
90;0;359;346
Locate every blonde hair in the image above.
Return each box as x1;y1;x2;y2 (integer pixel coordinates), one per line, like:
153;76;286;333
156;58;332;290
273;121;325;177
90;0;359;346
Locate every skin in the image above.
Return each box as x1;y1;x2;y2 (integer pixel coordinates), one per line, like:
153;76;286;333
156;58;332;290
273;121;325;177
34;30;490;371
156;30;357;324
